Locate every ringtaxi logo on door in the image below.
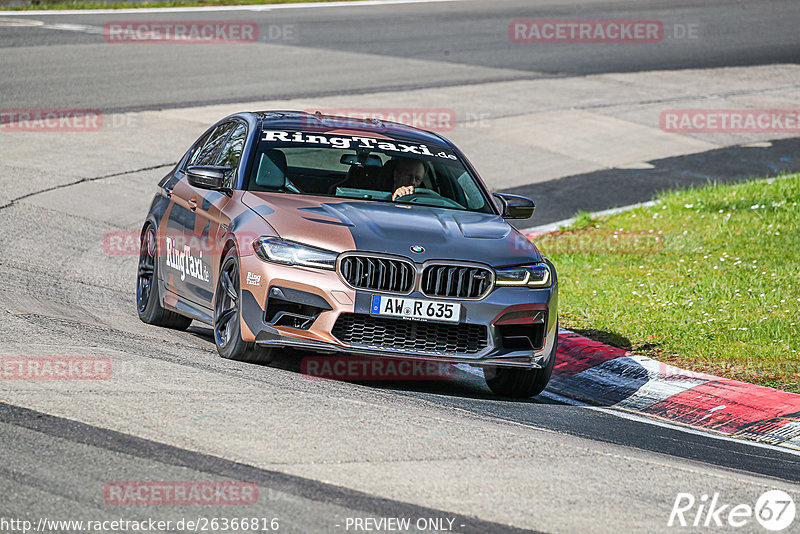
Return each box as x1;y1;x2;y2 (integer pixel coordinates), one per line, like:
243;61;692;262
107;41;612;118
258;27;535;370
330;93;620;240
668;490;795;531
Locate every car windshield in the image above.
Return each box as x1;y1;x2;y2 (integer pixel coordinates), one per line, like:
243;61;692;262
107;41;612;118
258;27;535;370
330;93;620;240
247;129;493;213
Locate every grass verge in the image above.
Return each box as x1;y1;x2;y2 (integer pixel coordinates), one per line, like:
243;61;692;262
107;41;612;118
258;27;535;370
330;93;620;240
536;173;800;393
1;0;355;11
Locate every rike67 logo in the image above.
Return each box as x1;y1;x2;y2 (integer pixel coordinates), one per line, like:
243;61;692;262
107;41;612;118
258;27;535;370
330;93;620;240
669;490;795;531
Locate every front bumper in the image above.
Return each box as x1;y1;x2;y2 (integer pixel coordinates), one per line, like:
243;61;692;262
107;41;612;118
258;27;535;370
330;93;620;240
239;254;558;370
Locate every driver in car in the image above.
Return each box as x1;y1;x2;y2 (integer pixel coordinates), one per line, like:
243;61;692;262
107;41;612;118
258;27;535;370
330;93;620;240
391;158;426;200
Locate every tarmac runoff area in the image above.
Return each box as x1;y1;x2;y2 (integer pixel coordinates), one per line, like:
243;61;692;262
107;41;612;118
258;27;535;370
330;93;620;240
3;62;800;212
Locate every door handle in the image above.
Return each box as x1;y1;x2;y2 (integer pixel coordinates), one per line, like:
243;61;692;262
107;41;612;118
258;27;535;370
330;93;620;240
189;198;197;211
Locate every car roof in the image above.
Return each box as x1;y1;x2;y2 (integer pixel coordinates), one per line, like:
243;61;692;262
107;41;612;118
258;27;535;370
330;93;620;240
249;110;452;147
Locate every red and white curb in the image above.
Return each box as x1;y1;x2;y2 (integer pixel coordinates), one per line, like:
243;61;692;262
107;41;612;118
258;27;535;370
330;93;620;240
549;329;800;450
457;329;800;449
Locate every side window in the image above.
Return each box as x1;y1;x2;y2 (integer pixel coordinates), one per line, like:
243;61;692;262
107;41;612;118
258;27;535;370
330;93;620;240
183;129;214;170
217;123;247;168
216;123;248;187
456;171;486;210
190;122;236;167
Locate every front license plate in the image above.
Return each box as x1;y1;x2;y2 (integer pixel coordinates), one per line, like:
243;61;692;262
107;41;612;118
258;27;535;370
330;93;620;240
371;295;460;323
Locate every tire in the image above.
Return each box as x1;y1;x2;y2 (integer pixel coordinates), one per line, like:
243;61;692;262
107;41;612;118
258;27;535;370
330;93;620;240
137;224;192;330
213;248;273;364
485;329;557;398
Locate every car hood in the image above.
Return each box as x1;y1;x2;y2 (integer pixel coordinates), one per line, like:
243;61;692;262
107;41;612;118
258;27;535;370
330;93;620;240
241;192;543;266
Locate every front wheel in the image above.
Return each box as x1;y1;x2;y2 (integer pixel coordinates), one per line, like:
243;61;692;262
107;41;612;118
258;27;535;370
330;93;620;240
214;249;273;364
484;331;557;398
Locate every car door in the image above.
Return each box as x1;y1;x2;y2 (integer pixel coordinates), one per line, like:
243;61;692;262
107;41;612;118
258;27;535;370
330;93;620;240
181;121;249;309
165;121;236;309
158;127;212;304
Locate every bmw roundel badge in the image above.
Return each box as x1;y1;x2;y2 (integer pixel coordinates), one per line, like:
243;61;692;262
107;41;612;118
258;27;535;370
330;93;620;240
410;245;425;254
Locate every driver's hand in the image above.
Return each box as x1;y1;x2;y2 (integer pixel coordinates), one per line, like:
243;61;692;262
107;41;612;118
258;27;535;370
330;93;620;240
392;185;415;200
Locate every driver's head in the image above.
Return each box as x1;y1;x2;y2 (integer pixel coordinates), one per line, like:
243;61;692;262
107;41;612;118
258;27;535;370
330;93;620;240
392;158;425;190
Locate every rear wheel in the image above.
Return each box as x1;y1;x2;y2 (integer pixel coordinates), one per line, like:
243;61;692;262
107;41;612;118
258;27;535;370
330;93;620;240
214;249;273;364
136;225;192;330
485;330;557;398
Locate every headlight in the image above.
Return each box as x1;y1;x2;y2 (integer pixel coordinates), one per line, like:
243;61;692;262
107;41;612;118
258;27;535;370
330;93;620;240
494;263;550;288
253;237;337;270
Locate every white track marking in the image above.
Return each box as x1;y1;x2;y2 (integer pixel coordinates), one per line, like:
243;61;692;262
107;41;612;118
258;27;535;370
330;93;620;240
521;200;660;234
0;0;463;16
0;17;103;33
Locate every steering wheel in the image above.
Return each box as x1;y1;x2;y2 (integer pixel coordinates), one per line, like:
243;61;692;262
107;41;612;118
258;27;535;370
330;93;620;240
394;187;439;201
394;188;463;209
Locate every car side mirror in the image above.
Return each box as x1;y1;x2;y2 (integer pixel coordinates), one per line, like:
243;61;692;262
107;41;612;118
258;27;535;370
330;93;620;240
493;193;535;219
186;166;231;190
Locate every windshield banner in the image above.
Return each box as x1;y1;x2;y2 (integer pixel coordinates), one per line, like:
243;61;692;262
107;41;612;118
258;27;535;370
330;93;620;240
261;130;458;161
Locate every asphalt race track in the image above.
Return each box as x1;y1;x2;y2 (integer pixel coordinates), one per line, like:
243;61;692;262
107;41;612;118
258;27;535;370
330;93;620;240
1;1;799;532
2;0;800;111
